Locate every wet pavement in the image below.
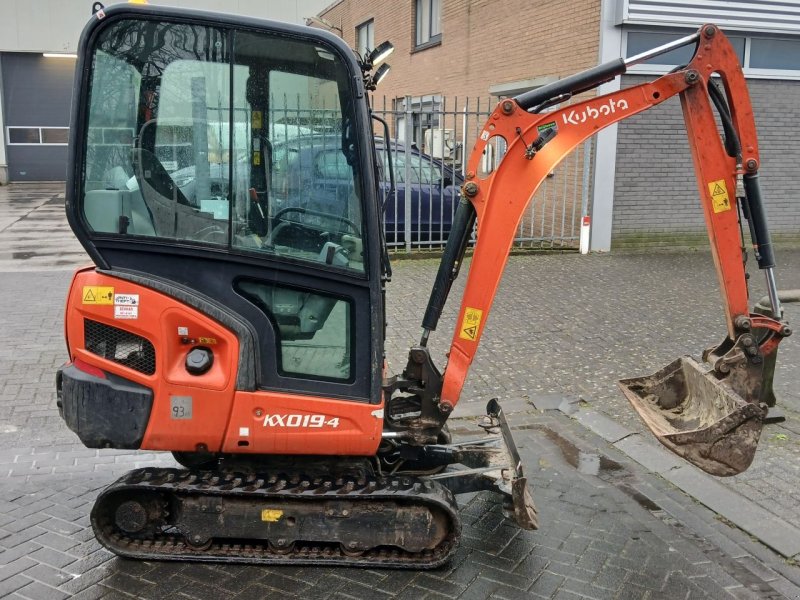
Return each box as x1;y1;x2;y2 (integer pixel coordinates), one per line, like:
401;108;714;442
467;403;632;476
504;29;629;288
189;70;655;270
1;183;800;599
0;184;87;271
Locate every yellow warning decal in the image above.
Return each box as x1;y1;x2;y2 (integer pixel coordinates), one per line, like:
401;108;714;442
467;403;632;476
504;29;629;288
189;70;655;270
82;286;114;305
459;307;483;341
708;179;732;213
260;509;283;522
252;110;263;129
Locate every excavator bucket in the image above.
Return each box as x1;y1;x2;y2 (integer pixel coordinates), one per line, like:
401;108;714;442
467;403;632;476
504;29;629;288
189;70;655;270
619;356;766;476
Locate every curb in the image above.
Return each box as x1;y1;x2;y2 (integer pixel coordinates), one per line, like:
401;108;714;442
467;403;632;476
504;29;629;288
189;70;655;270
452;395;800;561
567;405;800;561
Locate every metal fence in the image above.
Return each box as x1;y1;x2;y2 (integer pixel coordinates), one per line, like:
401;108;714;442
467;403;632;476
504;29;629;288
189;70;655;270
371;95;593;253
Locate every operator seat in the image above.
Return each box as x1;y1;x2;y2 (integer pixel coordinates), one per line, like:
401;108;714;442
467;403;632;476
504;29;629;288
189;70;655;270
133;147;226;241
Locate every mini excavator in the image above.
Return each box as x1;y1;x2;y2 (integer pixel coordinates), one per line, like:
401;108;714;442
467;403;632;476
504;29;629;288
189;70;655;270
57;3;790;568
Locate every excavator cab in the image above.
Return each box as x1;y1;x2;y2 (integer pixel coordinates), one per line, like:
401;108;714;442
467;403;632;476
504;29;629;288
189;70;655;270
68;6;382;413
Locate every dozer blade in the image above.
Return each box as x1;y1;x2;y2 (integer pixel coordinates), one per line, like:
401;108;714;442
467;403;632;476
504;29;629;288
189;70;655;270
427;399;538;530
488;398;539;530
619;356;766;476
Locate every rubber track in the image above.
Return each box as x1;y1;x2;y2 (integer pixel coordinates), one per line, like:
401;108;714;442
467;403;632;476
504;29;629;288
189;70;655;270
91;467;461;569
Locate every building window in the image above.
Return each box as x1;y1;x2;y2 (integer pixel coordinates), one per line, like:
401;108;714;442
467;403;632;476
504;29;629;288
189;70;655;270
415;0;442;48
41;128;70;144
356;19;374;58
393;95;442;148
749;37;800;70
6;126;69;145
627;31;745;66
626;29;800;78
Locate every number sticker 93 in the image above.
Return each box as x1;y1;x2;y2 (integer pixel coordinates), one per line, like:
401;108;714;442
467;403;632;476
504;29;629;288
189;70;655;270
170;396;193;419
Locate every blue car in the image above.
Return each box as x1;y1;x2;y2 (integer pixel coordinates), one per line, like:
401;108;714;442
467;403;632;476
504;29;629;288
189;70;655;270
272;135;462;244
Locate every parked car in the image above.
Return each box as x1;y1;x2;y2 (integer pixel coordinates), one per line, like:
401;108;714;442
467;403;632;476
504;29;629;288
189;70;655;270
271;135;463;244
376;140;463;244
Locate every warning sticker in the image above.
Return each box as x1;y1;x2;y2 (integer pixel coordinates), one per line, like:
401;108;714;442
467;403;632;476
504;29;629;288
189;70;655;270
82;286;114;305
252;110;263;130
114;293;139;306
459;307;483;341
708;179;732;213
114;305;138;319
261;509;283;522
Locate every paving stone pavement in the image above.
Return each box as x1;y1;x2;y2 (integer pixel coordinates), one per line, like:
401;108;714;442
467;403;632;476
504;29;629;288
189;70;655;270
0;184;86;272
1;183;800;599
384;252;800;532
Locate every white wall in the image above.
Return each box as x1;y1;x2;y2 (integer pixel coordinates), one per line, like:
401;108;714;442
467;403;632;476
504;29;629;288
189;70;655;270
589;0;624;252
0;0;332;53
618;0;800;34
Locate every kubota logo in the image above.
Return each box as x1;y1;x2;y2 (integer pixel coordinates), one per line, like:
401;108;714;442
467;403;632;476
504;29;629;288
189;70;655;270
262;414;340;428
562;98;629;125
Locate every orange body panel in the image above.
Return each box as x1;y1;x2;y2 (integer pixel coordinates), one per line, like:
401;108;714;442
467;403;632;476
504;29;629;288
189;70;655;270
440;26;759;410
222;391;383;455
66;270;382;456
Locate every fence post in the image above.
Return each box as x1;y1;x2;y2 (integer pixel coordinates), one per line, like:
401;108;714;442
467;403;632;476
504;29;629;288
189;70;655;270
404;95;413;253
580;137;592;219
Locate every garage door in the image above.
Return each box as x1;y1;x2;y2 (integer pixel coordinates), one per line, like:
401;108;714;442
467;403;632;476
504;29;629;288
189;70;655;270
2;52;75;181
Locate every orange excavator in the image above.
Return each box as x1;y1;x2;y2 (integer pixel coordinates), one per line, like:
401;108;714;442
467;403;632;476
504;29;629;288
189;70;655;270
57;2;789;568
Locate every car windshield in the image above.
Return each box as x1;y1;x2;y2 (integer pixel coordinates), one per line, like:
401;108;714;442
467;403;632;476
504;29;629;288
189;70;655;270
80;19;365;273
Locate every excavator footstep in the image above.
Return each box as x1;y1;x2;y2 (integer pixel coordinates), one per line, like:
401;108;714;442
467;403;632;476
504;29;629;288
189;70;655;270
619;356;765;476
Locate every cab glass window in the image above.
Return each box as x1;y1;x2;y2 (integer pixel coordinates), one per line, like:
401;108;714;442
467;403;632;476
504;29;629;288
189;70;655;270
236;279;352;381
231;32;363;272
80;19;364;273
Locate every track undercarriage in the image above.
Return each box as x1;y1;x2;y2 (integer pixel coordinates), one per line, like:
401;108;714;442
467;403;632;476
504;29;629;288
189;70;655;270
92;466;461;568
91;400;537;568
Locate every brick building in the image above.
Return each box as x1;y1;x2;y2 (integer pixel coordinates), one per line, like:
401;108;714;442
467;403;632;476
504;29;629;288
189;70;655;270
315;0;601;104
313;0;800;251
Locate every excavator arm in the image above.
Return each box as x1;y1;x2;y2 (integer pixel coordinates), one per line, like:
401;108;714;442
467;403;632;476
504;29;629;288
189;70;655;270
388;25;790;479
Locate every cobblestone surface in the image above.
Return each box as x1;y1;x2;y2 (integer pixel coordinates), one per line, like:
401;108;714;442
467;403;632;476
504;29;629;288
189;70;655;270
1;184;799;598
384;252;800;529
